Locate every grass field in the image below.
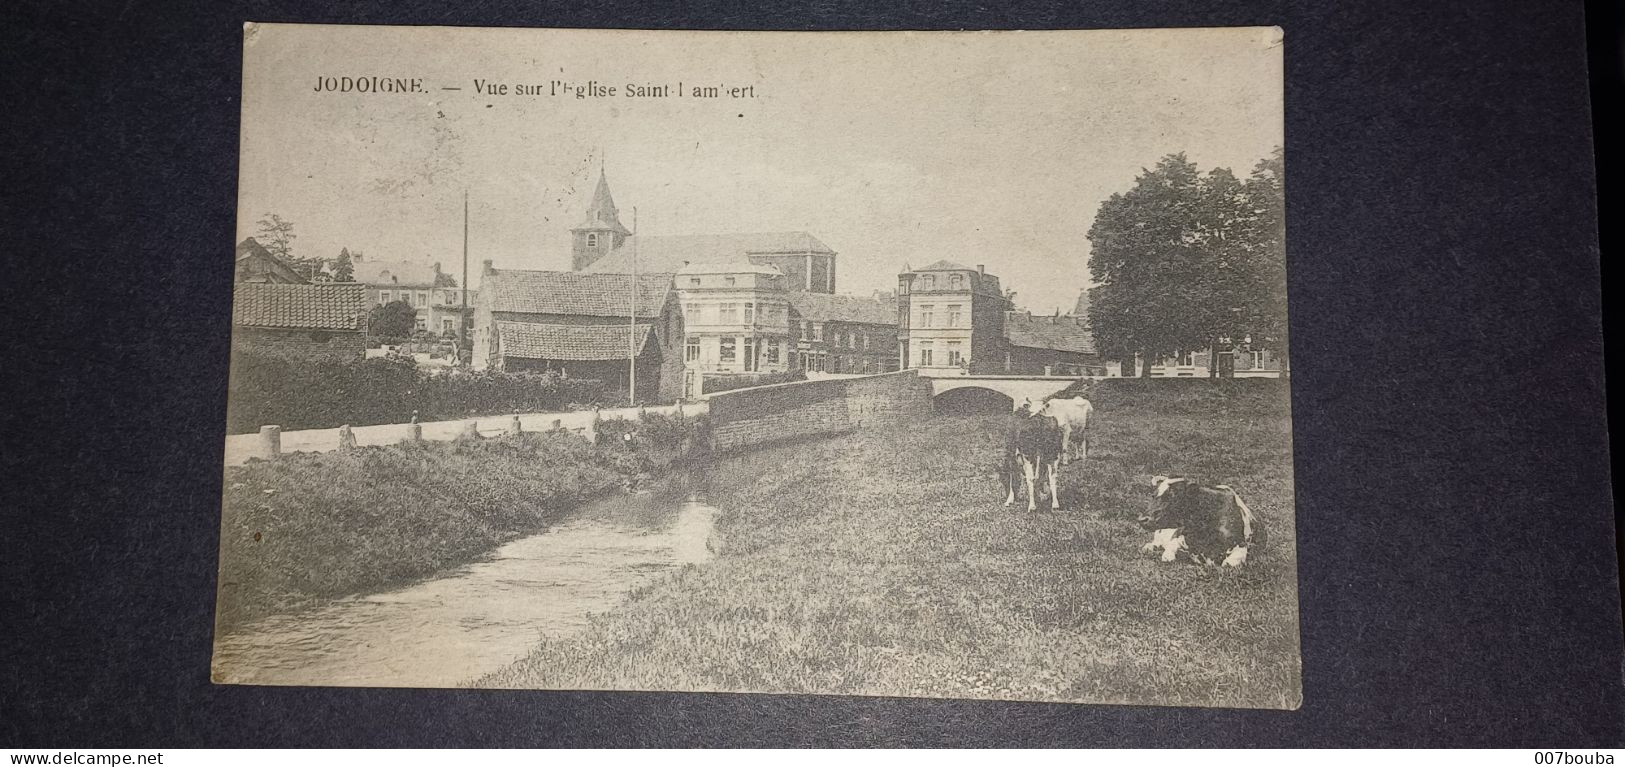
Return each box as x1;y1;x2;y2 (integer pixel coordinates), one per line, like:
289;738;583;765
480;379;1301;709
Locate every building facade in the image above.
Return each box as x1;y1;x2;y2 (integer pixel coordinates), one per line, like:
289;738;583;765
1000;311;1105;376
675;262;794;389
352;254;472;337
897;261;1011;375
786;291;900;375
471;263;686;403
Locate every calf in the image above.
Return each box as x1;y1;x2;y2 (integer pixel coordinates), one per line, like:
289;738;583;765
1137;476;1266;566
1038;395;1094;465
1003;405;1064;511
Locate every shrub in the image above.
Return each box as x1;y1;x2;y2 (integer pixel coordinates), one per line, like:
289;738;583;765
226;350;611;433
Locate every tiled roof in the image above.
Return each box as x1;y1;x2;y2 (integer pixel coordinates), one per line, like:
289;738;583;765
352;258;439;287
915;259;973;272
1004;313;1096;355
485;269;673;318
585;231;834;274
233;283;366;332
496;321;652;361
786;292;898;327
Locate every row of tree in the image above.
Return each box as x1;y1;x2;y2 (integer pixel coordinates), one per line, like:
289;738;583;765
1086;148;1286;376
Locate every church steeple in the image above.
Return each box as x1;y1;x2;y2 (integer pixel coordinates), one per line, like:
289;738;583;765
571;165;632;270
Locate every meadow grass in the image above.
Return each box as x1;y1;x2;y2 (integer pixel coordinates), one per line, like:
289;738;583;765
479;379;1301;709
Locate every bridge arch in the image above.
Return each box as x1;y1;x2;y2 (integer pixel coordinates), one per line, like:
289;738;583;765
927;376;1086;409
932;386;1014;416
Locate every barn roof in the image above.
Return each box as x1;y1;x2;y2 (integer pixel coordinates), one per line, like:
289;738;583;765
495;321;652;361
1004;312;1096;355
484;269;673;318
584;231;834;274
914;259;974;272
786;292;898;327
232;282;366;332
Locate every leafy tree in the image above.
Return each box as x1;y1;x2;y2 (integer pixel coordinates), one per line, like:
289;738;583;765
368;299;418;338
254;214;296;261
332;248;356;282
1086;149;1287;376
434;272;459;288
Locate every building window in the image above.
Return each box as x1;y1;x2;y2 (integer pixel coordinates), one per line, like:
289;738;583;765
744;303;755;324
414;317;427;332
725;276;737;286
685;337;700;362
921;275;935;290
1251;350;1265;369
920;305;934;327
718;303;739;324
416;291;428;307
898;280;909;295
720;337;737;363
811;322;822;340
743;338;757;372
379;291;391;305
950;274;963;290
947;304;962;327
919;342;934;367
442;319;455;333
586;233;598;247
764;342;780;364
689;277;701;287
1178;350;1195;367
947;341;963;366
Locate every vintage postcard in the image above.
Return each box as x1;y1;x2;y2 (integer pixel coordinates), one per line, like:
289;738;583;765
214;23;1297;709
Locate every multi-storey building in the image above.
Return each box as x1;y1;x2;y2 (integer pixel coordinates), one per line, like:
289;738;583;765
352;254;472;337
897;261;1011;375
675;262;794;393
786;292;900;374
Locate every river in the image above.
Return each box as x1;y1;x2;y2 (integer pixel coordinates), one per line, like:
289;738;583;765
210;475;721;688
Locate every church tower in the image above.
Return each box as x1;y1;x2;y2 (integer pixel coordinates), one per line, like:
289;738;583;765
570;166;632;271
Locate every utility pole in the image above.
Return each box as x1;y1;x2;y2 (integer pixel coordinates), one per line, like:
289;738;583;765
461;190;470;350
628;206;638;405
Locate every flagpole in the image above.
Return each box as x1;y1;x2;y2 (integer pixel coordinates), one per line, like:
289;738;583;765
461;190;469;351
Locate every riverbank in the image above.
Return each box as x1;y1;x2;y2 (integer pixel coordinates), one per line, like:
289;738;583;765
213;415;704;634
478;380;1300;708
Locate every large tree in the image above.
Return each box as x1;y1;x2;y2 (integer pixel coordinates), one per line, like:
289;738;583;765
331;248;356;282
1086;150;1286;376
368;299;418;339
254;213;324;282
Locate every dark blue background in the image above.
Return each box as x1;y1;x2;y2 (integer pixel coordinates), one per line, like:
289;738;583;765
3;0;1620;747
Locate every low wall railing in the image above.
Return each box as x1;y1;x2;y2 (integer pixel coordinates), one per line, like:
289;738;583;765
223;401;708;467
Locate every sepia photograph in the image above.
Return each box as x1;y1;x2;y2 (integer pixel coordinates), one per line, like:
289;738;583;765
213;23;1297;709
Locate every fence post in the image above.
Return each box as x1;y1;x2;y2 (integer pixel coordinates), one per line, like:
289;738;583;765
258;425;281;459
508;415;523;436
674;401;685;423
458;420;483;441
588;408;601;444
337;424;357;451
405;412;423;443
637;405;647;421
551;418;563;431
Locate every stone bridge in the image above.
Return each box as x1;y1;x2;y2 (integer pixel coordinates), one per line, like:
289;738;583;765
924;373;1099;412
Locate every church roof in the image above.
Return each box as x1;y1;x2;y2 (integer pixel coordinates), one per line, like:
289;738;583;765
233;282;367;332
574;171;632;236
1004;312;1096;355
496;320;652;361
584;231;834;274
786;292;898;327
484;269;673;319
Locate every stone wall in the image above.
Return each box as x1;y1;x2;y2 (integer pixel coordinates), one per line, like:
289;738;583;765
707;369;931;452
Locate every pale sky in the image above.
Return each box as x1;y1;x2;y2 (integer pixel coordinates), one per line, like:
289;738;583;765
238;24;1282;314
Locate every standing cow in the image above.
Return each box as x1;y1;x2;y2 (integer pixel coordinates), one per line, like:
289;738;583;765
1137;476;1267;567
1038;395;1094;465
1004;403;1063;511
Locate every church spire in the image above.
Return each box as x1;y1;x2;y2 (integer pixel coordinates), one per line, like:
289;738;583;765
577;168;632;236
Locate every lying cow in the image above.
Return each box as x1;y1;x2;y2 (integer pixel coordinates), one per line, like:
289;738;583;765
1004;403;1063;512
1038;395;1094;465
1137;476;1266;566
